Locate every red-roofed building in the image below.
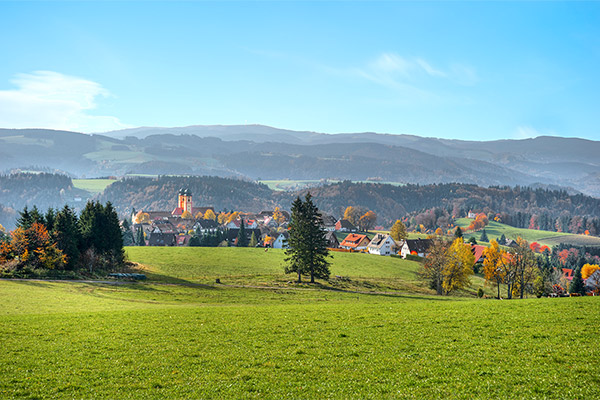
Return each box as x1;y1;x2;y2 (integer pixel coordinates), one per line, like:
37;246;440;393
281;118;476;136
339;234;370;251
562;268;574;281
471;244;487;264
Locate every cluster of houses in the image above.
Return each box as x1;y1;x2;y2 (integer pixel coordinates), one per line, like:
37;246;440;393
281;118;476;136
128;189;441;259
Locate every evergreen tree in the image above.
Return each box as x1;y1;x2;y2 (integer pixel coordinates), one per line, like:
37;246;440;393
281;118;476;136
249;231;258;247
16;206;32;229
237;219;249;247
188;235;201;247
570;267;585;295
121;219;135;246
480;229;489;242
468;237;477;245
44;208;56;232
136;226;146;246
53;205;81;270
454;226;463;239
498;234;507;245
284;193;331;283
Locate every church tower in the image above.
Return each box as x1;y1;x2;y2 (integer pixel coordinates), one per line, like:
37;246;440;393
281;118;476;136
178;188;193;214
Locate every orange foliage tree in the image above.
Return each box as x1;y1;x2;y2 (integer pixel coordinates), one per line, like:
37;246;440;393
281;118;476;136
6;223;65;270
467;213;489;231
581;264;600;280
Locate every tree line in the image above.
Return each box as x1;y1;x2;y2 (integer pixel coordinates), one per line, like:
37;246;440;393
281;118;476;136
0;202;124;275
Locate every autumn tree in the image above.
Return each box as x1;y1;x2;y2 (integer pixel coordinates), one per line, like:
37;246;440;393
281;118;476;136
272;207;286;224
483;240;507;299
419;237;449;295
343;206;362;226
10;223;66;270
181;210;193;219
217;212;228;224
134;211;150;224
285;194;330;283
194;211;204;219
581;264;600;279
390;220;408;241
358;210;377;231
442;238;475;294
508;237;539;299
435;227;443;236
203;209;216;221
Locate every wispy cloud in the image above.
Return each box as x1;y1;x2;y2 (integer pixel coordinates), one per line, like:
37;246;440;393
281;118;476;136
0;71;129;133
514;126;546;139
347;53;478;98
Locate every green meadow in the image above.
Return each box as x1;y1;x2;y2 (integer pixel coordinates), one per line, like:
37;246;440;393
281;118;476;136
72;178;117;194
1;247;599;399
455;218;600;247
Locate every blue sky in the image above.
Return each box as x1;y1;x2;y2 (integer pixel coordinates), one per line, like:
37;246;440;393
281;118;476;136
0;1;598;141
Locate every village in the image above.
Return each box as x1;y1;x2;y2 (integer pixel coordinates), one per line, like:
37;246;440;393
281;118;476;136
128;189;487;261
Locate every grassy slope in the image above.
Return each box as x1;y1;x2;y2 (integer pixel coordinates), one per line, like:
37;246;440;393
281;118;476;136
455;218;600;247
72;178;117;194
1;279;599;399
125;247;498;298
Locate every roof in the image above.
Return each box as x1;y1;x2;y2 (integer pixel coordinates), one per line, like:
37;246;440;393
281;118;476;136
336;219;357;230
471;245;487;262
172;207;184;216
148;232;176;246
368;233;393;250
179;188;192;196
403;239;433;253
340;233;369;248
195;219;219;229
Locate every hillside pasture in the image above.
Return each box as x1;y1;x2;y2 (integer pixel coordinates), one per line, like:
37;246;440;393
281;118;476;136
72;178;117;194
1;279;599;399
125;247;496;297
455;218;584;246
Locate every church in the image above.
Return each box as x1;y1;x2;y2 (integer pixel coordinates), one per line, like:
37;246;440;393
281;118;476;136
132;188;215;224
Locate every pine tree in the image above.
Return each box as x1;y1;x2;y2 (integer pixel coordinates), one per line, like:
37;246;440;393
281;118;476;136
237;219;249;247
16;206;32;229
121;219;135;246
468;236;477;245
454;226;463;239
136;226;146;246
53;205;81;270
284;194;331;283
480;229;489;242
44;208;56;232
570;267;585;295
498;234;507;245
249;231;258;247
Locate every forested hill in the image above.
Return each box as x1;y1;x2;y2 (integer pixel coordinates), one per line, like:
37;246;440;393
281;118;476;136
97;176;279;215
97;176;600;230
297;181;600;226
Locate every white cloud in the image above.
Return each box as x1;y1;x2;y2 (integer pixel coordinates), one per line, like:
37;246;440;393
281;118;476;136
0;71;129;133
515;126;542;139
352;53;477;95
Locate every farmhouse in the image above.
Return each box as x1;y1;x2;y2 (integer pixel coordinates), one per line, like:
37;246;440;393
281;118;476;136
340;233;370;251
471;244;487;264
272;232;289;249
399;238;433;258
335;219;357;232
367;233;396;256
325;231;340;248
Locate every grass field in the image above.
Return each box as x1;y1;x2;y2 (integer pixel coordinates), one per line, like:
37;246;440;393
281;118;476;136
125;247;437;294
1;277;599;399
455;218;600;247
72;178;117;194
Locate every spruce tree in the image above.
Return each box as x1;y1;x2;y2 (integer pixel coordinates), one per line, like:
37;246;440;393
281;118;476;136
454;226;463;239
44;208;56;232
121;219;135;246
136;226;146;246
284;194;331;283
570;267;585;295
480;229;489;242
498;234;507;245
16;206;32;229
53;205;81;270
237;219;249;247
249;231;258;247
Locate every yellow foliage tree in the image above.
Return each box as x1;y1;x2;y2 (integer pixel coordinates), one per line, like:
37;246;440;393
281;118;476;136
343;206;361;226
181;210;193;219
390;220;408;241
203;209;216;221
134;211;150;224
508;237;539;299
358;211;377;231
435;227;443;236
272;207;286;224
227;212;240;224
217;212;228;225
483;240;507;299
581;263;600;280
442;238;475;294
194;211;204;219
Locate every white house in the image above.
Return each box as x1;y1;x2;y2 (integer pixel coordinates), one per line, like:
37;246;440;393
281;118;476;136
399;239;433;258
367;234;397;256
272;232;289;249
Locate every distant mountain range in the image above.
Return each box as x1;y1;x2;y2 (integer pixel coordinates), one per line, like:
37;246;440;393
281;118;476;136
1;125;599;197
